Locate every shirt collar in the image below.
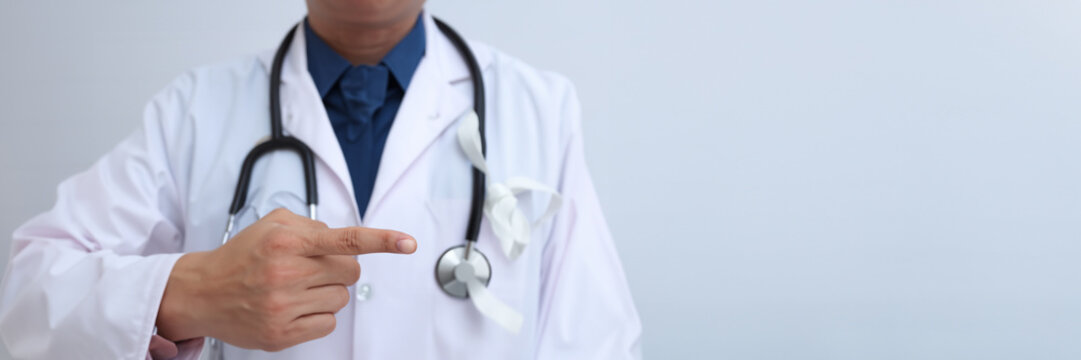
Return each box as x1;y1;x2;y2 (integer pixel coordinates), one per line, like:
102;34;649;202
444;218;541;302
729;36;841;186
304;14;427;98
381;14;426;91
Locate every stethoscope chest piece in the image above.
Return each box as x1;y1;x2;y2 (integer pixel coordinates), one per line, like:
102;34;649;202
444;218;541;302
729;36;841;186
435;244;492;298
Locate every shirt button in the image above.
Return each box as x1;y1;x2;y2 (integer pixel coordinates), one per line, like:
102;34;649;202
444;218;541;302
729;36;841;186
355;283;372;301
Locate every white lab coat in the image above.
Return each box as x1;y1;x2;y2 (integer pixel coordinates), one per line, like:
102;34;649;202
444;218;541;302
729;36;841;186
0;14;641;360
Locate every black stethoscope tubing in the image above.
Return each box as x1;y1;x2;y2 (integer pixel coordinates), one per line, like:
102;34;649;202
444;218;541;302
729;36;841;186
208;17;490;356
224;17;487;251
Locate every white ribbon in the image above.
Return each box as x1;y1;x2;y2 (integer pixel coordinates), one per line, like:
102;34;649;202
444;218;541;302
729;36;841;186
454;110;562;333
466;277;523;333
456;111;563;261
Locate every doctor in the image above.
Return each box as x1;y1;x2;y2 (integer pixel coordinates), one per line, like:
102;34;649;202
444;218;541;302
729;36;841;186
0;0;640;359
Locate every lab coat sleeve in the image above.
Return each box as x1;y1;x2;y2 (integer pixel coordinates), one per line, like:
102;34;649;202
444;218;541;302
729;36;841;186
534;78;643;359
0;74;201;360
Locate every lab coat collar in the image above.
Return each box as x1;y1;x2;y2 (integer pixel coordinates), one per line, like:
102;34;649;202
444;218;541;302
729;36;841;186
256;12;492;222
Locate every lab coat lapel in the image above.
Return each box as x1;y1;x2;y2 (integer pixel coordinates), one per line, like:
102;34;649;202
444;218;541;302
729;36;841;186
257;15;490;220
365;14;479;216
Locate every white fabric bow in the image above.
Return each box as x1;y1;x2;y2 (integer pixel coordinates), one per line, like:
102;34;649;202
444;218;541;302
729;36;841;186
452;111;563;333
456;111;563;261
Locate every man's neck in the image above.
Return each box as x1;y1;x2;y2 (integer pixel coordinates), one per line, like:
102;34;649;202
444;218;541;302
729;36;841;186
307;12;420;66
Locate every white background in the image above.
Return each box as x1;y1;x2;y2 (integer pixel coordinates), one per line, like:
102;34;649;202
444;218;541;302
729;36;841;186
3;0;1081;359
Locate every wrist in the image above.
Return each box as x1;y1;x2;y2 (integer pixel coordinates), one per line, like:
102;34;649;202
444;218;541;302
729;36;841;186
156;251;211;341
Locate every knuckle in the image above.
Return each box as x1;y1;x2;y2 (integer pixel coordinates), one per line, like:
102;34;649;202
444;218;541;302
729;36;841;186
262;232;296;255
341;228;385;254
348;262;361;284
319;315;338;336
377;231;397;252
333;287;351;310
257;327;287;351
258;292;290;315
338;230;363;253
354;260;363;283
260;263;296;288
262;208;291;225
268;207;292;217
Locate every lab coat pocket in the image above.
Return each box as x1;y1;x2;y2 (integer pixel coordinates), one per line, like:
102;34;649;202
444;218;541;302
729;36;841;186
426;197;534;355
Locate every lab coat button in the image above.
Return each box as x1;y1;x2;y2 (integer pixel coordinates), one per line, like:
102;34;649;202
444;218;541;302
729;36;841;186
355;283;372;301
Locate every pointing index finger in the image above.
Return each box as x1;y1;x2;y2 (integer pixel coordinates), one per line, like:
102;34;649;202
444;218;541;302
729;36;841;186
304;226;416;256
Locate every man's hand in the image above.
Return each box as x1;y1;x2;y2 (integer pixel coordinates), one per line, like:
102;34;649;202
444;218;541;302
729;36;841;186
155;208;416;351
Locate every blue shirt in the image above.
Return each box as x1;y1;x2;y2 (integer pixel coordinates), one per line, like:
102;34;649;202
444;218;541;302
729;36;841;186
305;16;425;218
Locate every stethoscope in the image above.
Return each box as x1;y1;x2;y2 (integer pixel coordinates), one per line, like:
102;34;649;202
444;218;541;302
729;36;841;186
210;17;492;357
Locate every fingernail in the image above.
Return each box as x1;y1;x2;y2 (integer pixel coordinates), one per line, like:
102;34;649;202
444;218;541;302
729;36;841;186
396;239;417;253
